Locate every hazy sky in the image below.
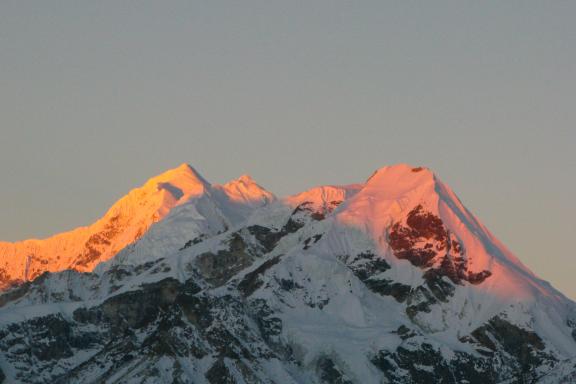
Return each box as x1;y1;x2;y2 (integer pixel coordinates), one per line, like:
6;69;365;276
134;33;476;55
0;1;574;298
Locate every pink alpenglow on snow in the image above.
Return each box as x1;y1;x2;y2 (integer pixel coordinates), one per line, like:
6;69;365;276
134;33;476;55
335;165;564;302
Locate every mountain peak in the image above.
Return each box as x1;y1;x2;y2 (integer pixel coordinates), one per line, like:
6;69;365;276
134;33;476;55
362;164;436;198
140;163;211;202
0;163;215;285
220;174;275;205
147;163;209;186
235;174;257;184
366;163;433;181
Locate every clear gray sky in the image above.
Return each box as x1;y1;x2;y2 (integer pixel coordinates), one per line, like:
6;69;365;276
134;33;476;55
0;1;574;298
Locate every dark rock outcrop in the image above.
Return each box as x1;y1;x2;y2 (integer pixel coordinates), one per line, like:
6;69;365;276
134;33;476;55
389;205;491;285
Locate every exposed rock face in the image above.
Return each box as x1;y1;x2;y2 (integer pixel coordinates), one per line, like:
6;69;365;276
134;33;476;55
346;251;412;303
196;234;254;286
1;276;288;383
469;316;549;377
316;356;353;384
389;205;492;285
0;164;574;383
371;343;496;384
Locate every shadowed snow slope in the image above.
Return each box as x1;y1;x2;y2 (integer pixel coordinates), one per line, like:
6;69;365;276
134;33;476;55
0;163;574;384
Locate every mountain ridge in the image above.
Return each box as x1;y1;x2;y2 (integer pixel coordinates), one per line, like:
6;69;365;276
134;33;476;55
0;163;274;290
0;163;574;383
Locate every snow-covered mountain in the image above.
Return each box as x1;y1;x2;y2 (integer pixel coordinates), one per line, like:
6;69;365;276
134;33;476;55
0;163;274;290
0;164;574;383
